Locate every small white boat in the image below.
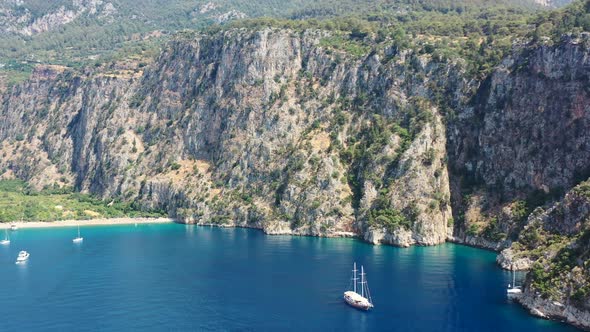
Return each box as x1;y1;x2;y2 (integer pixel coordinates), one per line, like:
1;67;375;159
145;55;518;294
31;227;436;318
15;250;29;264
10;224;18;231
344;262;374;310
72;224;83;243
0;229;10;245
507;268;522;297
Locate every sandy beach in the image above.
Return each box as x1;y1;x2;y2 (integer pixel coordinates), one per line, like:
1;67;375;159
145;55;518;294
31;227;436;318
0;217;175;229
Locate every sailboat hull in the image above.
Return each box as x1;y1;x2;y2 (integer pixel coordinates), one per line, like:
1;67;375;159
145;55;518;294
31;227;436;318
507;288;522;297
344;291;373;310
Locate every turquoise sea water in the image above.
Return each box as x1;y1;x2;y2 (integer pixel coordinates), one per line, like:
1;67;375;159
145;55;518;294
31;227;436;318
0;223;579;331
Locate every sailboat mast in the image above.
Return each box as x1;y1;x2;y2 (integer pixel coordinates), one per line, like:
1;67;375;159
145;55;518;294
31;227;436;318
361;266;365;298
353;262;358;293
78;224;80;237
513;270;516;287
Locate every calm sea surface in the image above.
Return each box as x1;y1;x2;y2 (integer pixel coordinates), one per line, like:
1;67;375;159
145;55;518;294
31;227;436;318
0;223;579;331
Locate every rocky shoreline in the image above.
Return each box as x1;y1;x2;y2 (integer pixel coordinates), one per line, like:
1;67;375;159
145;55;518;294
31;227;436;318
185;220;358;239
496;248;533;271
447;235;512;252
516;292;590;331
3;216;590;329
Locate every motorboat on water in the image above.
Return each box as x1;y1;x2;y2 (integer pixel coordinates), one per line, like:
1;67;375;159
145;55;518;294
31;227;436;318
10;224;18;231
15;250;29;263
344;262;374;310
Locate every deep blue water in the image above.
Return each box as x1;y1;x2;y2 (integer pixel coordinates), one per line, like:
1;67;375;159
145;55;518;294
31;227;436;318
0;223;579;331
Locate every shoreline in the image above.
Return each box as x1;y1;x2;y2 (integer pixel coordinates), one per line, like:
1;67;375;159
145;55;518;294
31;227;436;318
187;221;359;239
0;217;175;229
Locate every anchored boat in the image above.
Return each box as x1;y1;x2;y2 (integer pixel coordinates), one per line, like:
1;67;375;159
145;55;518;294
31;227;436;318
0;229;9;245
72;224;83;243
344;262;374;310
15;251;29;264
507;267;522;297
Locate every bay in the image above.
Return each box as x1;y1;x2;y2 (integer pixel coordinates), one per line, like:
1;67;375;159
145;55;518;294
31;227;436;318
0;224;578;331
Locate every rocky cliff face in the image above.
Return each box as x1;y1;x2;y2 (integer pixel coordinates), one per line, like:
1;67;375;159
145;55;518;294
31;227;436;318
449;33;590;328
533;0;574;7
0;0;116;36
448;33;590;250
2;29;588;250
495;180;590;329
0;28;472;246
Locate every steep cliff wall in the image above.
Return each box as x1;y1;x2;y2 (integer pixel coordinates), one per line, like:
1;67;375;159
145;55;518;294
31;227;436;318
2;30;588;250
0;28;469;246
495;180;590;329
448;33;590;249
448;33;590;328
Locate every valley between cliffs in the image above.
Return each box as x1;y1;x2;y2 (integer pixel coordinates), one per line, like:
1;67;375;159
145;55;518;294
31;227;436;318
1;27;589;328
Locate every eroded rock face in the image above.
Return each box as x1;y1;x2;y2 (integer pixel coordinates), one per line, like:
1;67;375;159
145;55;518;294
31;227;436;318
496;248;533;270
497;180;590;328
361;108;452;246
532;0;574;8
518;286;590;330
449;33;590;248
0;29;588;250
0;28;469;245
0;0;116;36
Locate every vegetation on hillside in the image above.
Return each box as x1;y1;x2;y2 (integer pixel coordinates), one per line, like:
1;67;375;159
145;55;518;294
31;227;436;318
0;0;564;86
0;180;165;223
215;0;588;78
502;179;590;308
529;0;590;40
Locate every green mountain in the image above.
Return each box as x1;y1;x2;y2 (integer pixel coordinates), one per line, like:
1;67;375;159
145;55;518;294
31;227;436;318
0;0;569;85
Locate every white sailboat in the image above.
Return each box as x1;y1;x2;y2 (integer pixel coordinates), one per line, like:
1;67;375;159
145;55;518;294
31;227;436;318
507;267;522;297
0;229;10;245
344;262;374;310
72;224;83;243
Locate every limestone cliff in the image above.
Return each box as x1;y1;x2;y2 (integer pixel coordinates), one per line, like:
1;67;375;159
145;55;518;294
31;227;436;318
449;33;590;328
0;28;466;246
497;180;590;329
0;0;116;36
533;0;574;7
448;32;590;250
